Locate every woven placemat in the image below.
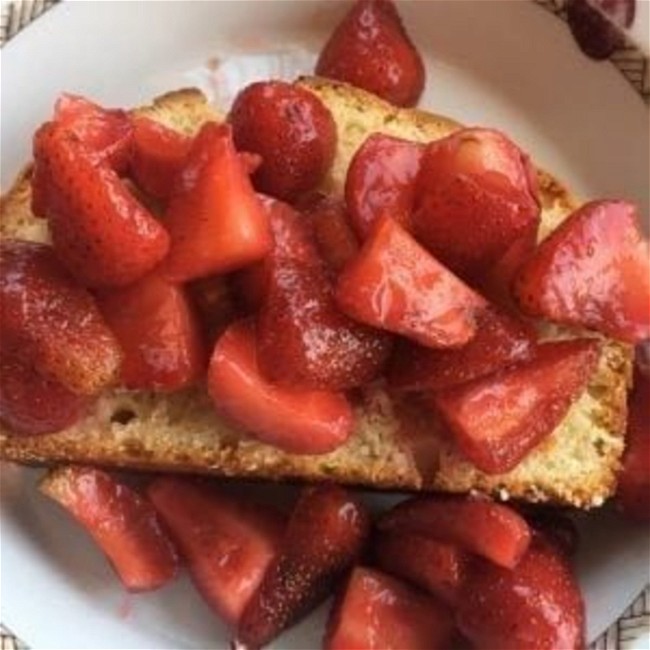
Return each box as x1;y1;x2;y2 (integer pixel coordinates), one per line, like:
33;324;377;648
0;1;648;648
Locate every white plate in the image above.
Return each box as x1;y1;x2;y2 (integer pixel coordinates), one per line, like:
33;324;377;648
1;1;649;648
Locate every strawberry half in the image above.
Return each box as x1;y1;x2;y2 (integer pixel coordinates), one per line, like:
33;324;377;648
432;338;601;473
336;216;486;348
33;122;170;288
389;305;537;392
515;200;650;344
147;477;285;627
0;352;87;435
0;240;122;395
162;123;272;282
97;272;206;391
208;320;353;454
379;496;531;569
457;538;585;650
40;466;179;592
375;532;468;605
325;567;453;650
345;133;424;238
413;128;540;278
316;0;425;107
236;485;370;649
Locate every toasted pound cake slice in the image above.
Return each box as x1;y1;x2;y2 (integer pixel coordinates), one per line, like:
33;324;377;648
0;79;632;508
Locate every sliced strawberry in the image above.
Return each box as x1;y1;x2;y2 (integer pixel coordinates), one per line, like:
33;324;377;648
187;274;240;342
237;485;370;649
316;0;425;107
325;567;453;650
97;272;205;391
433;338;601;474
208;320;353;454
147;477;285;627
375;532;468;605
616;368;650;521
336;216;486;348
389;305;536;392
0;352;87;435
457;538;585;650
40;466;179;592
515;200;650;344
33;122;170;288
130;117;193;200
162;123;272;282
230;81;337;200
345;133;424;238
413;128;540;278
379;496;531;569
0;240;122;395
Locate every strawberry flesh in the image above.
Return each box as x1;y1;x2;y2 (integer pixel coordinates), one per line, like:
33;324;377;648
457;538;585;650
345;133;424;238
97;272;206;391
433;339;602;473
40;466;179;592
208;320;353;454
515;199;650;344
162;123;272;282
0;240;122;395
147;477;285;627
237;485;370;649
325;567;453;650
316;0;425;107
336;216;486;348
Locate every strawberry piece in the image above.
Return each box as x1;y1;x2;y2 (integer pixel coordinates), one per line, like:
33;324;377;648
515;200;650;344
130;117;193;200
375;533;468;605
147;477;285;627
237;485;370;648
389;305;536;392
457;538;585;650
0;240;122;395
40;466;179;592
325;567;453;650
162;123;272;282
97;272;205;391
413;128;540;278
336;216;486;348
616;368;650;521
0;352;87;435
187;274;240;342
345;133;424;238
433;339;601;473
33;122;170;288
230;81;337;201
316;0;425;107
208;320;353;454
379;496;531;569
302;194;359;272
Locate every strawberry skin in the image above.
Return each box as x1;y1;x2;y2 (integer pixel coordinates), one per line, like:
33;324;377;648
97;272;206;391
336;216;486;348
316;0;425;107
457;538;585;650
379;495;531;569
345;133;424;238
148;477;286;627
33;122;170;288
236;485;370;649
516;200;650;344
162;123;272;282
40;466;179;592
325;567;453;650
433;339;602;474
0;240;122;395
389;305;537;392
